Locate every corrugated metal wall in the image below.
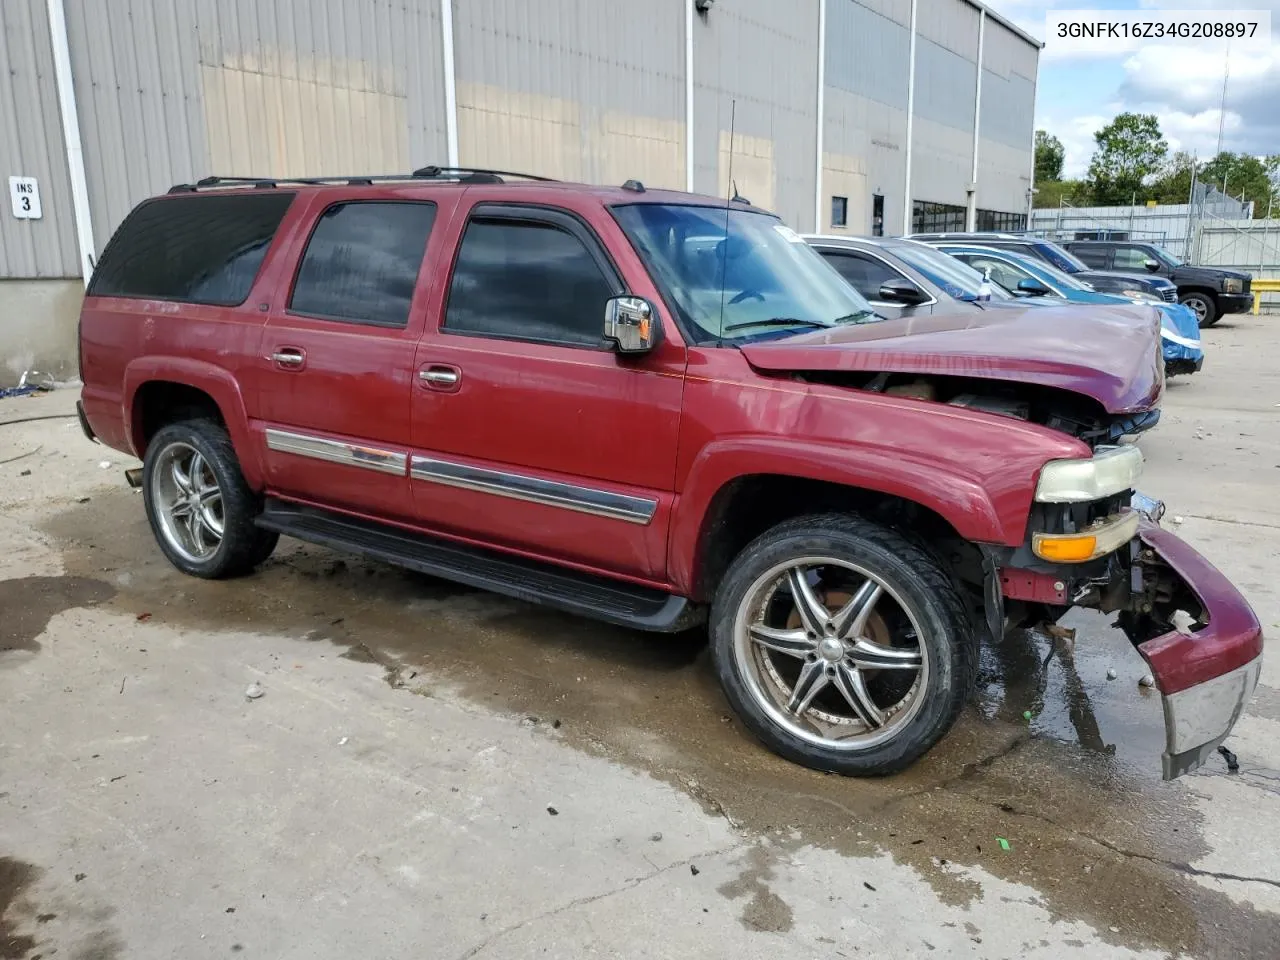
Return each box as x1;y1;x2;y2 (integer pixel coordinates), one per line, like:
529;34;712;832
977;18;1035;215
64;0;448;257
0;0;1039;280
453;0;686;189
0;0;79;277
690;0;820;228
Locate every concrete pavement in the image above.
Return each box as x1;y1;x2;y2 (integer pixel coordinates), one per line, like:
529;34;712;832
2;312;1278;959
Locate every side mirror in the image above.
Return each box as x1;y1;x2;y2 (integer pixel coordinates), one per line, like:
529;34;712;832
1016;277;1052;296
1143;258;1160;273
878;278;930;305
604;296;658;353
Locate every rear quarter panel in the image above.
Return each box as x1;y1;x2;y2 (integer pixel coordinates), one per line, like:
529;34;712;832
78;190;316;481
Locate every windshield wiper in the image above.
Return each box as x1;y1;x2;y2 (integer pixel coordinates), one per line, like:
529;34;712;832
722;316;833;332
829;309;882;324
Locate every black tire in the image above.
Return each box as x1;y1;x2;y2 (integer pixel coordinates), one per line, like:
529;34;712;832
1180;291;1218;327
141;419;277;579
709;514;975;776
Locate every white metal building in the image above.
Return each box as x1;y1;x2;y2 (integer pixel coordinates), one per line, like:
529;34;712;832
1;0;1040;383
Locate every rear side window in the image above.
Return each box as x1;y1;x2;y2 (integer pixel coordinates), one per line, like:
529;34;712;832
89;192;295;304
443;218;615;347
822;251;901;301
1071;245;1110;269
289;201;437;328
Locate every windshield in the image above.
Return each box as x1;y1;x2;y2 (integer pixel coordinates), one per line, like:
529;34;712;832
891;241;1011;301
612;204;876;341
1020;256;1091;291
1149;245;1182;268
1036;242;1090;273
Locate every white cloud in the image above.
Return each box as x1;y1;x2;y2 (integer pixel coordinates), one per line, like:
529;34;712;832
990;0;1280;173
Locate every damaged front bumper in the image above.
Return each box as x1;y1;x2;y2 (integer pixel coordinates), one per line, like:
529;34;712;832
1130;520;1263;778
997;494;1263;779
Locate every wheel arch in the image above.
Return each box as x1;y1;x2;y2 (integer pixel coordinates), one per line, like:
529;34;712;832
670;439;1007;602
124;357;264;488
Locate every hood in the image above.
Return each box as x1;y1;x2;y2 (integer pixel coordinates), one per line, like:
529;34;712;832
739;303;1164;414
1173;264;1251;282
1078;269;1175;290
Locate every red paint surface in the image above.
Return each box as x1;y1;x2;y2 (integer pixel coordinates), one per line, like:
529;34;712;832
1136;522;1264;695
740;303;1165;414
999;568;1068;605
77;181;1182;607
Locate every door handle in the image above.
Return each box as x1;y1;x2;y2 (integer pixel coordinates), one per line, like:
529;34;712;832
418;365;461;390
270;348;306;370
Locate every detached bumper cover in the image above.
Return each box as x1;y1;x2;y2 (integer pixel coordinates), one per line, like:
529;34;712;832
1135;521;1264;779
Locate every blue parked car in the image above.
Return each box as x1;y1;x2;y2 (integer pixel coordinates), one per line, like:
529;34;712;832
932;243;1204;377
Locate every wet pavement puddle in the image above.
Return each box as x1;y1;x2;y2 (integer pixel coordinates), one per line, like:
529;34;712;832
12;488;1278;957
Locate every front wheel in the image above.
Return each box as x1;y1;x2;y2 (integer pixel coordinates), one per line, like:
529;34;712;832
1180;291;1218;327
710;514;975;776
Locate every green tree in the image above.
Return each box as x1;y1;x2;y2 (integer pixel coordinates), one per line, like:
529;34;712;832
1149;152;1198;205
1086;113;1168;206
1034;130;1065;183
1199;152;1275;216
1033;179;1091;209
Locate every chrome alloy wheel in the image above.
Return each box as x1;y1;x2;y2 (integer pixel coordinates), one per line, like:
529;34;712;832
1185;296;1208;324
732;557;930;751
149;441;225;564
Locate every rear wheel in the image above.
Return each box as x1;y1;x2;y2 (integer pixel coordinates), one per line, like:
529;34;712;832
1180;291;1218;327
142;419;278;579
709;514;974;776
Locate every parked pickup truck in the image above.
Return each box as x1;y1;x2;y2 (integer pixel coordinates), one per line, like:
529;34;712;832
1064;240;1252;327
77;168;1262;780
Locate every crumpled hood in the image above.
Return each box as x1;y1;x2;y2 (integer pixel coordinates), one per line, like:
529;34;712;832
739;303;1165;413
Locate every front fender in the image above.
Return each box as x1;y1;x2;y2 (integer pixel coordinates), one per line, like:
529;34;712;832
669;436;1012;598
123;356;264;488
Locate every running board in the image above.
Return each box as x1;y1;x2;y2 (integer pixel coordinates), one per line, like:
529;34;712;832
256;499;702;633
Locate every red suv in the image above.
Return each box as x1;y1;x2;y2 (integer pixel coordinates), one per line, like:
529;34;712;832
77;167;1261;780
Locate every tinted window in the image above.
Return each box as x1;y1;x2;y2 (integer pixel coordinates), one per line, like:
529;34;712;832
956;254;1032;292
1113;246;1155;270
1071;245;1111;269
444;218;614;346
290;201;436;327
89;192;295;304
824;252;900;300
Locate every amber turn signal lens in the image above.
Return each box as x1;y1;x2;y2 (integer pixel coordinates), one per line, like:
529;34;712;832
1033;535;1099;563
1031;511;1140;564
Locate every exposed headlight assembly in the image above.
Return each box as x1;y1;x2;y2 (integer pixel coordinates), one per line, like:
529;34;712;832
1223;277;1243;294
1035;444;1144;503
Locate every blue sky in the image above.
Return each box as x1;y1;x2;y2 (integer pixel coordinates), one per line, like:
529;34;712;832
989;0;1280;177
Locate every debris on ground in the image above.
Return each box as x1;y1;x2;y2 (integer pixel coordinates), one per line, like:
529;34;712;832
546;806;559;816
690;865;700;876
997;838;1011;851
338;737;349;746
649;832;663;842
136;612;152;622
1218;745;1240;774
98;460;112;469
244;682;265;700
862;881;876;891
1170;515;1185;525
1106;668;1118;680
1138;674;1155;688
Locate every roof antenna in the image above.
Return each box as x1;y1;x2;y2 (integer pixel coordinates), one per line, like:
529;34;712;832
716;99;737;344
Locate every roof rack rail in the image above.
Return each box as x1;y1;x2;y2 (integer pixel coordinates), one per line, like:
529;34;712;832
167;166;558;194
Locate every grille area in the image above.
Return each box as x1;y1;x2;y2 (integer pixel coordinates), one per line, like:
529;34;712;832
1160;287;1177;302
